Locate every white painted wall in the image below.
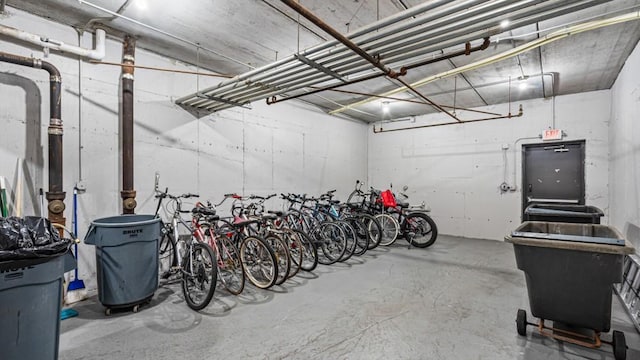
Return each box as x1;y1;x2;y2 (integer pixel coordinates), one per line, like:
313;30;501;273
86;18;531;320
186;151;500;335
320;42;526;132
609;41;640;248
368;91;611;241
0;8;367;290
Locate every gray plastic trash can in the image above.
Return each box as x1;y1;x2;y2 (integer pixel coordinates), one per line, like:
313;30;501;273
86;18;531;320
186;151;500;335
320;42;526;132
85;215;161;311
523;204;604;224
506;221;635;332
0;253;74;360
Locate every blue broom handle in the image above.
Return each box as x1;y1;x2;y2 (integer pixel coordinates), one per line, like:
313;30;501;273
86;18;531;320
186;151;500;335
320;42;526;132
73;188;79;279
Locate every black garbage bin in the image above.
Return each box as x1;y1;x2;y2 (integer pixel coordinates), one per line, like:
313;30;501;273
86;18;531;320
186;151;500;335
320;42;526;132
84;214;161;313
0;216;74;360
506;221;634;331
523;204;604;224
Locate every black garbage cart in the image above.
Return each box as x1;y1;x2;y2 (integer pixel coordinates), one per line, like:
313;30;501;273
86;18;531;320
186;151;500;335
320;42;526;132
523;203;604;224
506;221;635;360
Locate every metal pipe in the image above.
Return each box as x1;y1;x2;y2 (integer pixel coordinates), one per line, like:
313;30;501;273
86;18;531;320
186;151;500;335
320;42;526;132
307;87;503;116
266;38;490;105
0;0;6;14
372;105;524;133
187;0;501;104
195;0;574;105
176;0;487;105
77;0;253;69
188;0;597;110
0;25;106;60
332;2;630;115
89;60;233;78
121;35;136;214
0;52;66;228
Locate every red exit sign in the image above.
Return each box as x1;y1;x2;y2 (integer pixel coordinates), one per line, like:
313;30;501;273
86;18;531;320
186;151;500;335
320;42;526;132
543;129;562;141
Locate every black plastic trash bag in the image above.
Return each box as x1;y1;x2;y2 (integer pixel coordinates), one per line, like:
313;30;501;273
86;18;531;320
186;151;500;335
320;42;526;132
0;216;71;262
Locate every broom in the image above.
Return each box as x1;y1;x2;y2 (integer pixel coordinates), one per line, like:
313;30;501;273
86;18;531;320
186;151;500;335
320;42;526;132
66;187;87;304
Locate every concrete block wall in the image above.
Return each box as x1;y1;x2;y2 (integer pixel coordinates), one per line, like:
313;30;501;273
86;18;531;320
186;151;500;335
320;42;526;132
0;8;367;290
609;40;640;248
367;91;611;241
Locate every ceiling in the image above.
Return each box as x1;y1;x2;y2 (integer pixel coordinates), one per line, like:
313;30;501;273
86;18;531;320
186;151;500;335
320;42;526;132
4;0;640;123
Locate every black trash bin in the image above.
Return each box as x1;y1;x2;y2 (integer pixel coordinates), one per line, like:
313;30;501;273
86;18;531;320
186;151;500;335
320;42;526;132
0;216;74;360
523;204;604;224
85;214;161;313
506;221;635;359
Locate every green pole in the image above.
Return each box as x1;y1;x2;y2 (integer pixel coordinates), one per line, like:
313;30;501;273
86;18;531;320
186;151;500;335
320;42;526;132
0;176;8;217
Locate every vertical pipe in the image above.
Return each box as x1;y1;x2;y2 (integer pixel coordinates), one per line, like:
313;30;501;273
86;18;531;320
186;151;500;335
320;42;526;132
0;52;66;229
121;35;136;214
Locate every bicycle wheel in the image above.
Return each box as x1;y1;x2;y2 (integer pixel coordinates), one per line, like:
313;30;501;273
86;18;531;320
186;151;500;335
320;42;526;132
158;232;176;282
402;212;438;248
292;229;318;271
266;234;291;285
347;216;369;256
182;242;217;311
312;222;347;265
282;230;304;278
215;233;245;295
240;236;278;289
337;220;357;262
375;213;400;246
361;214;382;249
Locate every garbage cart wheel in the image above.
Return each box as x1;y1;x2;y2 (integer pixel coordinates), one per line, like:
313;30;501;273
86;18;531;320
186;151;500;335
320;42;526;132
105;308;111;316
612;330;626;360
516;309;527;336
132;305;140;313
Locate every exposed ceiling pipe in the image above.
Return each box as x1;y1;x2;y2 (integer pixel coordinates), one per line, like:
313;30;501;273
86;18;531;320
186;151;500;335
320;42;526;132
281;0;463;121
0;0;6;14
121;35;136;214
372;105;524;133
176;0;489;107
194;0;600;107
331;10;640;115
281;0;400;78
179;0;609;112
0;52;66;229
89;60;233;78
215;0;606;107
77;0;253;69
266;37;490;105
0;25;106;60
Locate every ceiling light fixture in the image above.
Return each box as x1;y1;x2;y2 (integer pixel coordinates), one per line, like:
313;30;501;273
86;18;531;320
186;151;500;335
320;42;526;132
382;101;390;113
500;19;510;28
518;82;528;90
135;0;147;10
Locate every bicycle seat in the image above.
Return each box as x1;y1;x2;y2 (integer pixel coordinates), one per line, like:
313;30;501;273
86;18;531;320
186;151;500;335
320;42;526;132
268;210;284;216
396;201;409;208
231;218;260;227
329;199;340;205
192;207;217;216
261;213;278;221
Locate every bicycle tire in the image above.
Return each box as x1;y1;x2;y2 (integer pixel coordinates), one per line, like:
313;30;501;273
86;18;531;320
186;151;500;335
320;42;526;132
347;216;369;256
375;213;400;246
182;242;217;311
282;230;304;278
240;236;278;289
312;221;347;265
215;233;245;295
292;229;318;271
361;214;382;249
337;220;357;262
402;212;438;248
266;234;291;285
158;232;176;282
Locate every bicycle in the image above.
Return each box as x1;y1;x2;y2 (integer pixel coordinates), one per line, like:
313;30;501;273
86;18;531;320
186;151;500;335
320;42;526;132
154;187;217;311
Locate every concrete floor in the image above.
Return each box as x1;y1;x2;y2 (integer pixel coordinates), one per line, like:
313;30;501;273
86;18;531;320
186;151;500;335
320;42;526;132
59;235;640;359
